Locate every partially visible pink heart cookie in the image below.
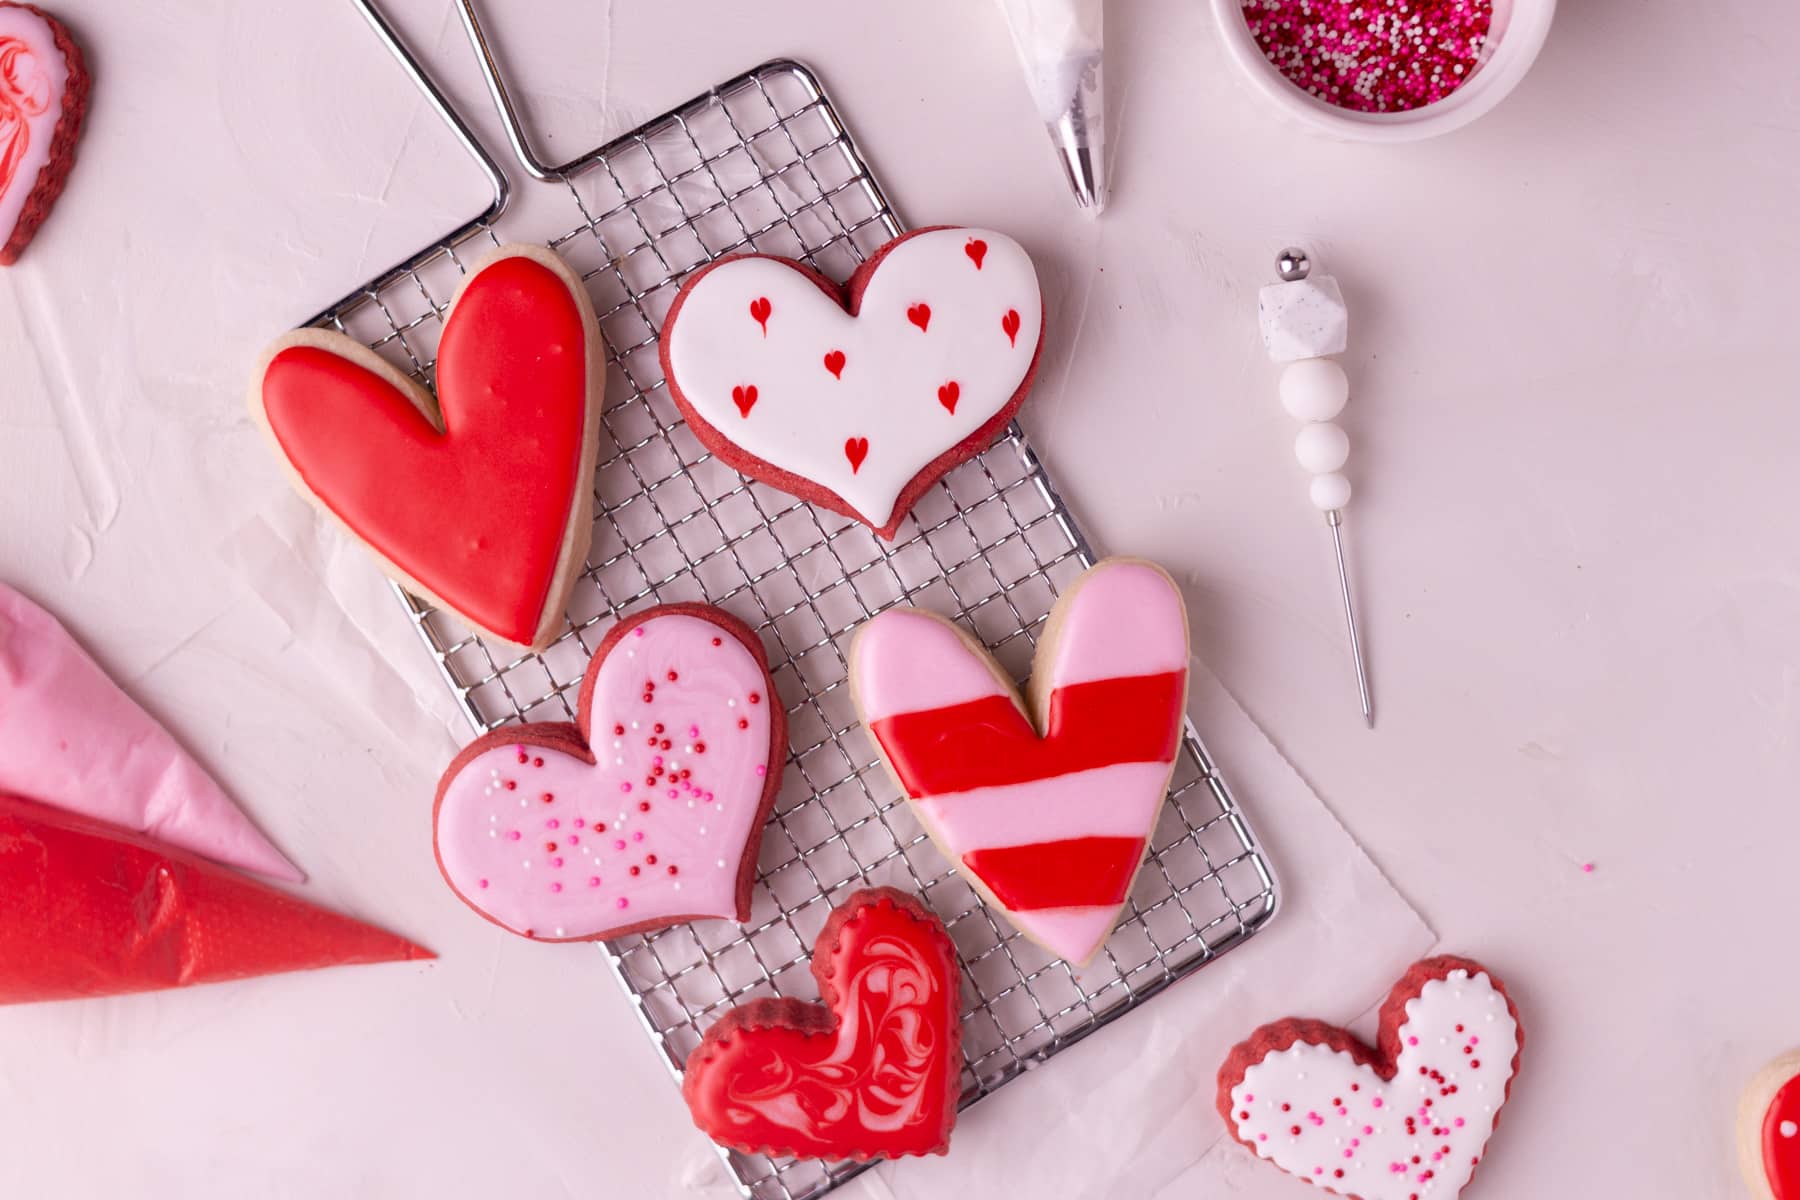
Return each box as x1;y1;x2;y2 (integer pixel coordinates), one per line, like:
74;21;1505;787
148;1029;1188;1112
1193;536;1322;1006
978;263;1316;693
1217;956;1523;1200
433;604;785;941
660;226;1045;539
0;4;87;266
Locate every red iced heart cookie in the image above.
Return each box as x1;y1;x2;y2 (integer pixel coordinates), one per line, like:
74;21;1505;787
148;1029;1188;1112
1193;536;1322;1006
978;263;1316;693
1218;956;1524;1200
683;887;963;1161
661;226;1044;539
1739;1050;1800;1200
251;245;602;649
0;4;89;266
851;558;1188;966
433;603;784;941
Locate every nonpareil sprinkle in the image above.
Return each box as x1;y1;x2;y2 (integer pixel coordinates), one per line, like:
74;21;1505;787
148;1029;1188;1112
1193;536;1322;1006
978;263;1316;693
1241;0;1493;113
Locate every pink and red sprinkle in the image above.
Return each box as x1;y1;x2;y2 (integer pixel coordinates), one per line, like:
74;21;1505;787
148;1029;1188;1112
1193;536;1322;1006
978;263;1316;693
1240;0;1492;113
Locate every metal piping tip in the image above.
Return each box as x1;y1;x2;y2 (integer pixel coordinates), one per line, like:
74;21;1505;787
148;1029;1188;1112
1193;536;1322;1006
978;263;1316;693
1052;128;1106;211
1048;78;1106;214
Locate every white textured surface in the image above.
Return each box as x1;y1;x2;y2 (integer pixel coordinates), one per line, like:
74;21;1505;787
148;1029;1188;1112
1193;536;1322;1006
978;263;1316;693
0;1;1795;1198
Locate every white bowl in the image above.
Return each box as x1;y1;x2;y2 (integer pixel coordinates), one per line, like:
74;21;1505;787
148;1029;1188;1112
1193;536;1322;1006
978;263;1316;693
1210;0;1556;142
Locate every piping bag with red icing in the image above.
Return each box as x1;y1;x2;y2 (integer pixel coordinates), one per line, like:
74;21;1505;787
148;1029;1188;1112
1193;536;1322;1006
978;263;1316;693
0;792;430;1005
0;582;300;882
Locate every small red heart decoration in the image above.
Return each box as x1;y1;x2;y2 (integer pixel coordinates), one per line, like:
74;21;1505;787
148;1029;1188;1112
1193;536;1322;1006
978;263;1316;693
823;349;846;378
937;381;959;413
965;238;988;269
749;295;772;333
732;384;757;417
683;887;962;1161
907;303;931;332
1002;308;1022;347
252;247;599;649
844;436;869;473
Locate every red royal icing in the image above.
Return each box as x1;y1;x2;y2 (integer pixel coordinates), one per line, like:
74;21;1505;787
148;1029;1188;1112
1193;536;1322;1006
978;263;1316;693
1765;1073;1800;1199
683;887;962;1160
259;254;590;646
907;302;931;332
0;791;428;1003
749;295;771;334
823;348;846;378
937;380;959;413
0;35;51;197
869;673;1186;797
1002;308;1022;347
844;436;869;473
965;238;987;269
732;384;757;417
867;672;1181;916
965;835;1144;910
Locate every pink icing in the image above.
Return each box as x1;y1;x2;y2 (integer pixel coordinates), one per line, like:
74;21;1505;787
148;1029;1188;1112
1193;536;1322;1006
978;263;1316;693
435;612;774;939
852;608;1007;721
1046;560;1190;687
912;761;1172;848
0;582;300;882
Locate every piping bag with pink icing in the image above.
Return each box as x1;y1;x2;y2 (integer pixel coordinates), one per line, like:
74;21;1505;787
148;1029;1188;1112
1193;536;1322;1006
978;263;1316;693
0;582;300;881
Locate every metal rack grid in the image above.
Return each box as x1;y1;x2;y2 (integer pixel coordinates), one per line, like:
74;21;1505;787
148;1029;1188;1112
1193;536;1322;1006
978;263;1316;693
316;9;1278;1198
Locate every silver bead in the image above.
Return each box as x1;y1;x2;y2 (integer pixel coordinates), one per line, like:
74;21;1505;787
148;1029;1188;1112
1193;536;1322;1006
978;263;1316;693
1276;247;1311;282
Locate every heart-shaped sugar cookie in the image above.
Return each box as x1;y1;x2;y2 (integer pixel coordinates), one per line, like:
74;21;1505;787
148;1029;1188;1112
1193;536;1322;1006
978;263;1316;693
660;226;1044;539
0;3;89;265
683;887;962;1160
1739;1049;1800;1200
251;245;602;649
433;604;783;941
1218;956;1524;1200
851;558;1189;966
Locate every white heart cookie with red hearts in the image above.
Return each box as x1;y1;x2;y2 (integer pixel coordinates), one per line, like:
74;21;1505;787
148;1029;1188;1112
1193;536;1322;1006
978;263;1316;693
1217;956;1523;1200
660;226;1044;539
850;558;1188;966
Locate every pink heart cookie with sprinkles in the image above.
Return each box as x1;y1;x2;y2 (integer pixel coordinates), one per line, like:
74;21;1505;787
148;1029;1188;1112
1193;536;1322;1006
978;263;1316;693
433;604;785;941
1217;956;1523;1200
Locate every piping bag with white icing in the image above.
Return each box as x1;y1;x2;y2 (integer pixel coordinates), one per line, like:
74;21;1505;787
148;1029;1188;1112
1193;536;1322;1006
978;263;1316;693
994;0;1107;213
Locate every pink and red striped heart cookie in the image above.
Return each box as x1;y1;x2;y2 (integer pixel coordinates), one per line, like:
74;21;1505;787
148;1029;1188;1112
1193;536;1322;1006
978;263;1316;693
850;558;1188;965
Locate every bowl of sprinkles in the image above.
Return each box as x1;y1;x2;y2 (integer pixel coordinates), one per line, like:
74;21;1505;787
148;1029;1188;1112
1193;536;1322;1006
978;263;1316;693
1213;0;1555;140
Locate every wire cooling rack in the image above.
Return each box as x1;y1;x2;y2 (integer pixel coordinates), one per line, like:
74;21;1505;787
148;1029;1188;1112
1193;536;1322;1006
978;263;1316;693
313;5;1278;1197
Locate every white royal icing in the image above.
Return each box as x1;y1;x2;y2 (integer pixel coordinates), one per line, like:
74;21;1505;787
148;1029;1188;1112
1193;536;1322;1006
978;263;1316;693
1228;969;1519;1200
664;227;1042;532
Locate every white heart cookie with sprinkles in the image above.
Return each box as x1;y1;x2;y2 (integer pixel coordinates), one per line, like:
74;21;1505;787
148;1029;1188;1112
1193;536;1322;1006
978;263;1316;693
1217;955;1523;1200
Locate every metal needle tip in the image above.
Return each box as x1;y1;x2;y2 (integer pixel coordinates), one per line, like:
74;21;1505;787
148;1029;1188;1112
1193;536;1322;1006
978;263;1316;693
1326;509;1374;729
